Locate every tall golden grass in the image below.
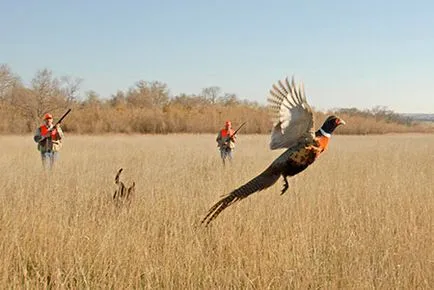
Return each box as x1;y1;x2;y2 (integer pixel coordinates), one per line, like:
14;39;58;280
0;134;433;288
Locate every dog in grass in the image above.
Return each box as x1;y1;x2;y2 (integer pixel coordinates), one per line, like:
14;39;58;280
113;168;135;205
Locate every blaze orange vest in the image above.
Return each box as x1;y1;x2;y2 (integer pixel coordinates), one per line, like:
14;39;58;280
220;128;235;138
40;125;59;140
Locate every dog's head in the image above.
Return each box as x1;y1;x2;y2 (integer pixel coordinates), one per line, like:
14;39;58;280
126;182;135;199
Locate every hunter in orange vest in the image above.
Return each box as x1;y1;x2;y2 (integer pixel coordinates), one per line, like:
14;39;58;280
216;120;236;165
33;113;64;169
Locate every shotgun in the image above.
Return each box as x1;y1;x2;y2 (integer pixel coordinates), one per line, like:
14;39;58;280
221;121;246;147
39;108;72;142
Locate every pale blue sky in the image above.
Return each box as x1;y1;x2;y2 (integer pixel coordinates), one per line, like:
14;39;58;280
1;0;433;113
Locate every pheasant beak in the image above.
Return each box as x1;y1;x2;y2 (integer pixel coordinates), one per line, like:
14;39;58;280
337;119;346;126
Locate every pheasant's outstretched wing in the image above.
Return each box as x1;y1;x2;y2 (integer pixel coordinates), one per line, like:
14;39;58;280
201;166;281;226
268;76;315;150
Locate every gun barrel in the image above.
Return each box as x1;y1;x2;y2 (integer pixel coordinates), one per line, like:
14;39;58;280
55;108;72;126
231;122;246;137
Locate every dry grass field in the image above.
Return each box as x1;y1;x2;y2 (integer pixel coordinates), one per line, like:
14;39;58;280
0;134;433;289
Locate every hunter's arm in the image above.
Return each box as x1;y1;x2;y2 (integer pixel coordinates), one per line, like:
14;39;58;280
216;131;222;142
33;128;43;143
55;126;64;140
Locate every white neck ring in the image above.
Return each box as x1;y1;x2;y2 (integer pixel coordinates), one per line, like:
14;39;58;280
320;128;331;138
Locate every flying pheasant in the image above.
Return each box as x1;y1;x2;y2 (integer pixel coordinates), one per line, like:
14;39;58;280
202;76;346;225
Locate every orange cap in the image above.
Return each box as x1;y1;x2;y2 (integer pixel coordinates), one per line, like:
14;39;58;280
43;113;53;120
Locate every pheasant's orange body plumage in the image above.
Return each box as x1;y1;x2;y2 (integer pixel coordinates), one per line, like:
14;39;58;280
202;76;346;225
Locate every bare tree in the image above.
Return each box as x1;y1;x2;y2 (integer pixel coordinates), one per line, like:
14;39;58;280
110;90;127;107
0;64;21;100
60;75;82;104
10;68;81;124
219;93;239;106
201;86;221;104
84;90;101;106
148;81;169;107
170;93;209;109
126;80;169;108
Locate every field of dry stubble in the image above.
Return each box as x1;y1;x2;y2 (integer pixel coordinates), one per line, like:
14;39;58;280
0;133;433;289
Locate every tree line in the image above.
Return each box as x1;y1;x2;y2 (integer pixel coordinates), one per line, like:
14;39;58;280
0;64;431;135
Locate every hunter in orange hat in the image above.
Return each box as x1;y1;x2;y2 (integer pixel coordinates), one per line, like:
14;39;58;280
216;120;236;165
33;112;64;170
